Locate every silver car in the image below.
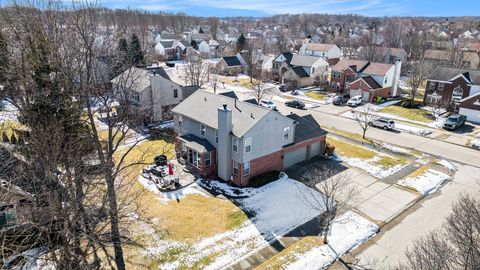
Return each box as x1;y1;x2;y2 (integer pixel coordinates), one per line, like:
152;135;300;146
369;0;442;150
368;118;395;130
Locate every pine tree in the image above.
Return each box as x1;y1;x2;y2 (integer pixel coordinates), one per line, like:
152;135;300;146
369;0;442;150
236;33;246;53
199;27;204;34
191;40;197;49
112;37;129;77
129;34;145;67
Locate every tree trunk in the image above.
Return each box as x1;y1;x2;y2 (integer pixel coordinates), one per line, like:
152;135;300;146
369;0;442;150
105;168;126;270
362;128;367;139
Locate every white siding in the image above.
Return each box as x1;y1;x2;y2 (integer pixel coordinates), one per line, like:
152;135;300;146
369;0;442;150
459;107;480;123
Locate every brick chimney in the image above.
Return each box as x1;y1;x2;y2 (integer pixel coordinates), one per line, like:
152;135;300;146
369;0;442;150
217;104;233;181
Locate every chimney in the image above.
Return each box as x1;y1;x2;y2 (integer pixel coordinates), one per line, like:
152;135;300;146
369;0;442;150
217;104;233;181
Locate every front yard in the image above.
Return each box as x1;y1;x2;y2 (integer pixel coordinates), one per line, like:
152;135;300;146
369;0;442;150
305;90;326;100
379;105;433;123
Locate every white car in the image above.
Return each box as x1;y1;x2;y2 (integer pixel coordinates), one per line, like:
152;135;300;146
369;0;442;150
260;99;277;110
347;95;363;107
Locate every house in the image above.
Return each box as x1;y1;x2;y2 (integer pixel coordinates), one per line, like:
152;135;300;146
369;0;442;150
299;43;341;65
425;49;480;70
172;91;328;186
216;54;245;76
272;52;294;79
330;59;402;102
424;67;480;121
154;41;177;60
279;54;329;88
379;47;408;64
111;67;198;123
197;40;210;57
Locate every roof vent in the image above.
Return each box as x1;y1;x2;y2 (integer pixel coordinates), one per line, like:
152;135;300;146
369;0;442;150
223;104;227;111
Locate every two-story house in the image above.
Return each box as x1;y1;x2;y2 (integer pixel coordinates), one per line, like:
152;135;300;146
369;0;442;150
172;91;328;186
272;52;294;80
111;67;198;123
280;54;329;88
330;59;401;102
424;67;480;122
299;43;341;65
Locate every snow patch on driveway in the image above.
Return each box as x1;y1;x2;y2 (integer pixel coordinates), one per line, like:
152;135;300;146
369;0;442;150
398;169;451;195
334;154;407;179
286;211;379;270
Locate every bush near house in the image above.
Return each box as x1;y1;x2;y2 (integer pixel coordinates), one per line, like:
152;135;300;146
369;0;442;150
249;171;280;188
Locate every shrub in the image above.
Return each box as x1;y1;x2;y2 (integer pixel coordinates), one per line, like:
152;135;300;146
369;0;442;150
250;171;280;188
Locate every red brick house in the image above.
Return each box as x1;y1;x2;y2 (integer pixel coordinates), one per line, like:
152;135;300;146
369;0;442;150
330;59;402;102
172;91;328;186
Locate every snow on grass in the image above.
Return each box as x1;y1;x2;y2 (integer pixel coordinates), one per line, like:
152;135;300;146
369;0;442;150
334;154;406;179
138;175;207;202
145;177;327;270
285;211;379;270
398;169;451;195
438;160;456;171
380;143;414;154
198;179;259;198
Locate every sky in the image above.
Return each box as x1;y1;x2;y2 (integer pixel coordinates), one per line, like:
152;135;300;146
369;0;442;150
100;0;480;17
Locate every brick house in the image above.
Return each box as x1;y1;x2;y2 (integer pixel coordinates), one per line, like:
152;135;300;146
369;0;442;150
330;59;401;102
172;91;328;186
424;67;480;122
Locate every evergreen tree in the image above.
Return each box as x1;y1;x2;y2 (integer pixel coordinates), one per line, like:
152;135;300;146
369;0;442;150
191;40;197;49
112;37;129;77
129;34;145;67
236;33;246;53
199;27;204;34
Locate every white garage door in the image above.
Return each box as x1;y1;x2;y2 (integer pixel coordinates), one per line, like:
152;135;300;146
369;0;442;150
283;147;307;168
362;91;370;102
350;89;361;97
310;142;322;157
459;107;480;123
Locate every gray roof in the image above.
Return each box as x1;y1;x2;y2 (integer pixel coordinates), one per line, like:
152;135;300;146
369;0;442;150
219;91;239;99
159;41;174;48
359;76;381;89
182;85;200;99
178;134;215;153
428;67;480;85
286;114;328;144
111;67;151;92
290;54;322;67
292;66;309;78
172;90;273;137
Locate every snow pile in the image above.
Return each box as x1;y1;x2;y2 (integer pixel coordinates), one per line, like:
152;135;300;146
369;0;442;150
138;175;206;202
471;140;480;149
398;169;451;195
0;100;19;123
381;143;414;154
286;211;379;270
147;178;327;270
198;179;259;198
438;160;456;171
334;154;406;179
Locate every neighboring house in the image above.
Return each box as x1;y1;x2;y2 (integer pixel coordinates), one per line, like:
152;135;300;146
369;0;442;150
331;59;402;102
172;91;328;186
197;40;210;57
280;54;329;88
299;43;341;65
425;49;480;70
111;67;198;123
272;52;294;79
216;54;245;76
154;41;177;60
424;67;480;121
379;47;408;64
257;54;275;72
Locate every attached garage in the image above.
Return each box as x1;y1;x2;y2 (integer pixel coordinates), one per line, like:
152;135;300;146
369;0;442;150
459;107;480;123
350;89;361;97
310;142;322;157
283;147;307;168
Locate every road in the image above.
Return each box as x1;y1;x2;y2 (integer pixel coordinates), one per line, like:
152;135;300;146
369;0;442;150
274;102;480;168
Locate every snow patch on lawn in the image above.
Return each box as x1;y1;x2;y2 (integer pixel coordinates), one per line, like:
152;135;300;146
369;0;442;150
333;154;406;179
286;211;379;270
146;178;327;270
138;175;206;202
398;169;451;195
198;179;259;198
380;143;413;154
438;159;456;171
0;100;19;123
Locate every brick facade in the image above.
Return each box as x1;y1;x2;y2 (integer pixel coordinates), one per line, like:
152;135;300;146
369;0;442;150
424;76;471;105
331;68;355;92
349;79;392;102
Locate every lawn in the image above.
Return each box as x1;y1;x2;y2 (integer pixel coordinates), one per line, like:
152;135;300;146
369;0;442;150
222;77;256;88
379;105;433;123
255;236;323;270
327;137;408;178
305;90;326;100
323;127;372;143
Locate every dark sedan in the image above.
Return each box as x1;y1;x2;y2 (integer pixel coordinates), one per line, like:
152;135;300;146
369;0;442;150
332;94;350;105
285;100;306;109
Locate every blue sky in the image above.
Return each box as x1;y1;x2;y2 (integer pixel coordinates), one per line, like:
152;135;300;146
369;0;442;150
101;0;480;17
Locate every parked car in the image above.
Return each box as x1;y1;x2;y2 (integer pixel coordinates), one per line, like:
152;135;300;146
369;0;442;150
471;140;480;150
259;99;277;110
285;100;305;109
347;95;363;107
279;84;287;92
443;114;467;130
369;118;395;130
332;94;350;105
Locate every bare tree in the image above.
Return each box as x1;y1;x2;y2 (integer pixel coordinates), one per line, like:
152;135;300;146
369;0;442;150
384;18;404;48
299;167;357;244
353;103;377;139
395;194;480;270
250;74;273;103
182;53;211;87
358;34;382;62
404;59;432;104
208;65;221;93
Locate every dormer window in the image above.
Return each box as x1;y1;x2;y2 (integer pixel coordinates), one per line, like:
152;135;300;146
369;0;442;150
200;124;206;137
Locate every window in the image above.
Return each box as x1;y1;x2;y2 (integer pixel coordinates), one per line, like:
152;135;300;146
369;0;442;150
427;82;435;91
189;150;201;168
178;115;183;127
283;127;290;141
243;161;250;176
233;161;239;175
205;152;211;167
438;83;445;91
215;130;218;144
173;89;178;98
200;124;206;137
452;87;463;103
245;138;252;153
232;137;239;152
384;77;388;84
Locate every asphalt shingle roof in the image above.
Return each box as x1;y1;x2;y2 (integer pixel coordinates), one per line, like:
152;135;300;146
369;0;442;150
222;56;242;67
429;67;480;85
286;114;328;144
